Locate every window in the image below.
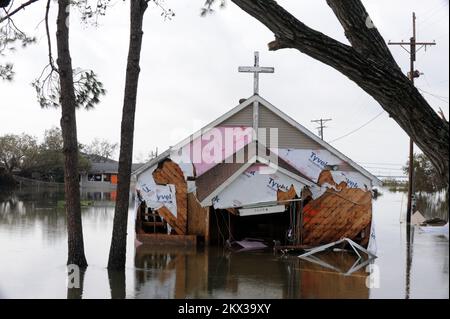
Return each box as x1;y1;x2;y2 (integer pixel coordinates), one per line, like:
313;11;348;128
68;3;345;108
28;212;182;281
88;174;103;182
103;174;111;182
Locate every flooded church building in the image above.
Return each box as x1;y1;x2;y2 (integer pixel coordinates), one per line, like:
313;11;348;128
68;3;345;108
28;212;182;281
132;52;380;253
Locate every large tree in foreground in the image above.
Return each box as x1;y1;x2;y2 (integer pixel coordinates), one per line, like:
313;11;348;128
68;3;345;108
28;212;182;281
53;0;106;268
108;0;173;270
56;0;88;268
1;0;106;268
107;0;149;270
205;0;449;184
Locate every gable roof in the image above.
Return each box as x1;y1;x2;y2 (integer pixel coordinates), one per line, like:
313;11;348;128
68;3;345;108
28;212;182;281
255;95;381;185
195;142;317;204
133;95;257;177
90;162;144;174
133;95;381;186
80;152;144;174
199;154;318;207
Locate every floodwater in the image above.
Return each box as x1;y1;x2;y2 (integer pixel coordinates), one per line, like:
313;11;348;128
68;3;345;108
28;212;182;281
0;187;448;299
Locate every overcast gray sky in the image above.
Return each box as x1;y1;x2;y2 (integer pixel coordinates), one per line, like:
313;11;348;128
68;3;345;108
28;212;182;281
0;0;448;178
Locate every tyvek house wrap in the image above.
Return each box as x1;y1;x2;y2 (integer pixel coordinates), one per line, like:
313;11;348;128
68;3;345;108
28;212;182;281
276;148;372;190
211;164;307;209
136;165;178;217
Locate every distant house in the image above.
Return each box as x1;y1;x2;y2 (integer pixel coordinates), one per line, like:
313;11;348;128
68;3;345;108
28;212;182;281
79;154;143;189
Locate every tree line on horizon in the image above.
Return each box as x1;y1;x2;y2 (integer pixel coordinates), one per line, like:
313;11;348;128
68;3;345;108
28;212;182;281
382;153;448;194
0;128;118;184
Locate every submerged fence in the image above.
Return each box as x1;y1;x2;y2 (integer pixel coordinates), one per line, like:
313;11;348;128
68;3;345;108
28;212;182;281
13;175;65;190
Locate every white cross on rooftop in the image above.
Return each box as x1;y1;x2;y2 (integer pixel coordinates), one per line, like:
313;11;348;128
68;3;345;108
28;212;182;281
238;51;275;95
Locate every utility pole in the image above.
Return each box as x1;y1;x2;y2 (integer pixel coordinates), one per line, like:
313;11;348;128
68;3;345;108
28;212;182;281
311;118;332;140
389;12;436;225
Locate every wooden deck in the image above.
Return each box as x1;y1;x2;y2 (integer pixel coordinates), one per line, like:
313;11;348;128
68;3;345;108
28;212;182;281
136;234;197;247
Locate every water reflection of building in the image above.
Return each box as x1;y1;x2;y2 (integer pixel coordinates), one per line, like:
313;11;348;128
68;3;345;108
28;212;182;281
297;252;370;299
134;247;369;299
80;189;117;202
134;246;209;299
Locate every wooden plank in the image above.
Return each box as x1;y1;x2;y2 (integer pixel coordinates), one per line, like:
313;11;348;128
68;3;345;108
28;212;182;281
187;193;209;237
175;255;187;299
137;233;197;247
153;159;188;235
277;186;297;202
302;172;373;247
157;206;184;235
226;208;238;216
142;221;165;228
205;207;210;245
185;250;209;295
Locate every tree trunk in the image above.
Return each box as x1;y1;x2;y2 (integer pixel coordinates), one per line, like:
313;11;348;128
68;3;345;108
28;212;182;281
108;269;126;299
67;268;86;299
230;0;449;184
56;0;87;268
108;0;148;270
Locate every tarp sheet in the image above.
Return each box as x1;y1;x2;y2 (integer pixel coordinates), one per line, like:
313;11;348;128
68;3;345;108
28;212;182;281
234;240;267;251
367;217;377;255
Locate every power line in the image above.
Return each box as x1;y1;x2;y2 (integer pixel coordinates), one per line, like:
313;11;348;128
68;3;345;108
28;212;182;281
375;175;408;179
416;1;449;29
328;111;385;143
398;2;447;39
364;165;405;170
433;31;449;41
421;73;436;93
342;93;367;127
357;161;405;166
417;87;449;104
364;166;405;170
433;79;449;85
416;2;449;32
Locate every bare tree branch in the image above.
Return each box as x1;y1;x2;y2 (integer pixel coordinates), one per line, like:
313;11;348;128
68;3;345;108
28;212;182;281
0;0;41;23
44;0;56;72
228;0;449;181
326;0;395;62
231;0;386;79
